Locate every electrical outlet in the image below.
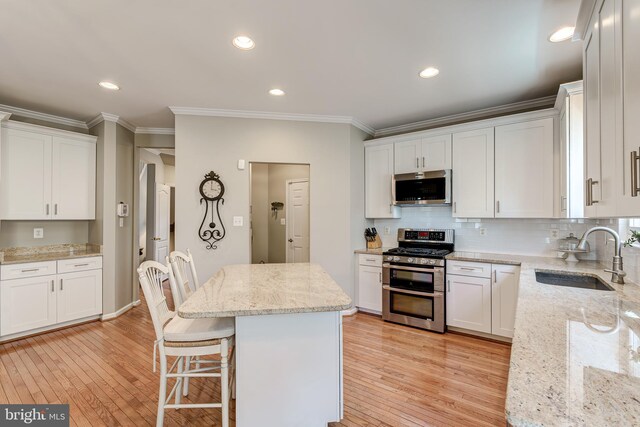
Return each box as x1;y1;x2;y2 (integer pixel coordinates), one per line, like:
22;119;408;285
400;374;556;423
33;228;44;239
550;229;559;239
280;218;286;225
384;227;391;235
479;228;486;236
233;216;244;227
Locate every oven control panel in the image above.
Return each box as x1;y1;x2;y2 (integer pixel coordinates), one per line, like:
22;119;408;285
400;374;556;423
398;228;454;244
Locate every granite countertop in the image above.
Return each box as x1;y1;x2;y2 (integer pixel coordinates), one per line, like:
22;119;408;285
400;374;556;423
0;243;102;265
446;251;640;426
178;263;352;318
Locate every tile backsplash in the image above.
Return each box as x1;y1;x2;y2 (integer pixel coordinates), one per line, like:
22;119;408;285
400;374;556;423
373;206;600;260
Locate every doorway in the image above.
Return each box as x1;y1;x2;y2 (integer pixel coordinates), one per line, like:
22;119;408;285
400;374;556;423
250;163;310;264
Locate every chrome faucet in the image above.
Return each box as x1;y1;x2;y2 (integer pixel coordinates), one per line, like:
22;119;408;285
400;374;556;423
577;226;626;284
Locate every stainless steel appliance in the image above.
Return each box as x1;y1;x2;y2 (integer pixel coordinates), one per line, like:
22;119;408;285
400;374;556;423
393;169;451;206
382;228;454;333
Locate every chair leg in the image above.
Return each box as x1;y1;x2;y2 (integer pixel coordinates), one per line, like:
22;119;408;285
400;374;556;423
175;357;183;406
221;339;229;427
157;350;168;427
231;347;236;400
183;356;190;396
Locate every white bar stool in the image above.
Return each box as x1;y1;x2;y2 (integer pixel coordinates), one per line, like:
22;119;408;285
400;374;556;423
138;261;235;427
169;249;200;304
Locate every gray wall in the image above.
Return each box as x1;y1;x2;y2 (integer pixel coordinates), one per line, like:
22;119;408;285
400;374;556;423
175;115;368;298
250;163;269;264
115;124;135;310
0;221;89;248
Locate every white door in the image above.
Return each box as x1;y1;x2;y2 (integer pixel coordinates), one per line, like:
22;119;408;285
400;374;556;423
357;265;382;313
152;183;171;263
286;180;310;263
491;265;520;338
452;128;495;218
0;128;52;219
51;136;96;219
584;23;601;218
394;139;421;174
446;274;492;333
494;118;554;218
365;143;400;218
0;275;57;336
57;270;103;323
421;134;452;171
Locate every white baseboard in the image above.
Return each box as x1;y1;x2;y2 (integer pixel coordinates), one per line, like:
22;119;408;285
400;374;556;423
101;300;139;321
341;307;358;316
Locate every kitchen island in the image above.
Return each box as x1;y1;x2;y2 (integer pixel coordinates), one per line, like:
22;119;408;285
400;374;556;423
178;263;352;427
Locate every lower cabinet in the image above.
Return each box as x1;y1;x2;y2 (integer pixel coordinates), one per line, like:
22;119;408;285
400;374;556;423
0;274;57;336
446;261;520;338
357;254;382;314
57;269;103;323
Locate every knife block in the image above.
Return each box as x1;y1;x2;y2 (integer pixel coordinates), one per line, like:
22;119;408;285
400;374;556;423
366;234;383;250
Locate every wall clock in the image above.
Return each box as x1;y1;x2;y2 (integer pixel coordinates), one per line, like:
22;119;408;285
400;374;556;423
198;171;226;250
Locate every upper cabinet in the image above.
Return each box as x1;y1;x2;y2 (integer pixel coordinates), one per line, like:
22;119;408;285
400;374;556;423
494;118;554;218
365;143;400;219
578;0;640;217
394;134;452;174
0;122;96;220
452;128;495;218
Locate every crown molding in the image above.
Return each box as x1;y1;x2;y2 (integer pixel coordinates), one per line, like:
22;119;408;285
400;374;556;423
135;127;175;135
2;119;97;142
0;111;12;121
373;95;557;138
169;106;374;135
574;0;597;41
86;112;136;133
0;103;88;129
555;80;583;110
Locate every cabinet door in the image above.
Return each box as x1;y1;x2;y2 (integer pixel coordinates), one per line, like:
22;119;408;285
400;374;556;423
559;104;569;218
452;128;494;218
357;265;382;313
494;118;554;218
421;134;452;171
618;0;640;215
0;274;57;336
446;274;491;333
365;144;400;218
394;139;421;174
0;128;52;219
584;20;601;218
51;137;96;219
57;270;102;323
491;264;520;338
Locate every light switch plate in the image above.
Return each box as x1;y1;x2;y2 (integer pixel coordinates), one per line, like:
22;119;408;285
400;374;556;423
233;216;244;226
33;228;44;239
479;228;486;236
280;218;286;225
384;227;391;235
237;159;246;170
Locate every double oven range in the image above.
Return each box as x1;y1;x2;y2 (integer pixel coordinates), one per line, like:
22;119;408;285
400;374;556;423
382;228;454;333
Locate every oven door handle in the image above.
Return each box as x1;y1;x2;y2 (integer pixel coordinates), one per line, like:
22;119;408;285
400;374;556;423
383;263;443;273
383;285;443;298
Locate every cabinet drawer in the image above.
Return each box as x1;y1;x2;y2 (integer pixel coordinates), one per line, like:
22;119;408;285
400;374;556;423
0;261;57;280
358;254;382;267
57;256;102;274
446;260;492;278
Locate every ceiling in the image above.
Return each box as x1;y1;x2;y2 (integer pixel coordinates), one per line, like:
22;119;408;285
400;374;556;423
0;0;583;132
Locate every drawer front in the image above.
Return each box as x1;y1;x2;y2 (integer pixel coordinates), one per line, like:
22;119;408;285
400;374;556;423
57;256;102;274
446;260;492;278
359;254;382;267
0;261;57;280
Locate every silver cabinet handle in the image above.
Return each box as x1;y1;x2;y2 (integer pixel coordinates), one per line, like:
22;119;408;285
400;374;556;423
631;148;640;197
496;200;500;213
74;263;89;267
459;267;476;271
51;280;54;292
365;258;376;262
447;280;451;292
21;268;39;273
54;204;58;215
379;272;382;283
453;201;456;214
46;204;50;215
60;278;63;291
416;157;419;168
586;178;599;205
422;157;425;168
561;196;567;211
494;270;497;282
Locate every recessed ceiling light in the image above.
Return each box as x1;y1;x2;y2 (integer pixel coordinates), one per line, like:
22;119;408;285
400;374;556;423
233;35;255;50
98;81;120;90
419;67;440;79
549;26;575;42
269;88;285;96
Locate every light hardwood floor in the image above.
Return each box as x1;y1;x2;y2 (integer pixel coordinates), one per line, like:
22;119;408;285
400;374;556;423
0;288;511;426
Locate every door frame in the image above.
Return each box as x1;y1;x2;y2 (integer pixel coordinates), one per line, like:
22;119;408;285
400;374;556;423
285;178;310;263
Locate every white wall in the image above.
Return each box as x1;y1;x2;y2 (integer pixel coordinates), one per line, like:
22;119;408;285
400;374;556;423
374;207;600;259
175;115;366;298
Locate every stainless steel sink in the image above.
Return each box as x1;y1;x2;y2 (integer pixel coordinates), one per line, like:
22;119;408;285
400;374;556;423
535;270;615;291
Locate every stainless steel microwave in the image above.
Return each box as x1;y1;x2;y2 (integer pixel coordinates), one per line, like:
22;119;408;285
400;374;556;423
393;169;451;206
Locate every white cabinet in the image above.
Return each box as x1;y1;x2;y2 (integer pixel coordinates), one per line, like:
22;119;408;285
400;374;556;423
491;264;519;338
0;274;57;336
446;274;492;333
0;122;96;220
446;261;520;338
452;128;495;218
365;143;400;218
394;134;452;174
494;118;554;218
0;256;103;339
357;254;382;314
57;269;102;323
